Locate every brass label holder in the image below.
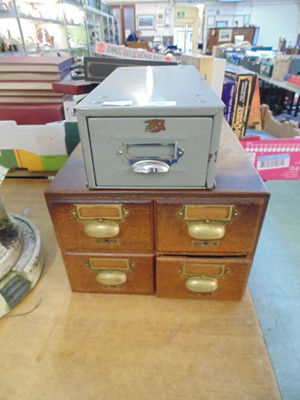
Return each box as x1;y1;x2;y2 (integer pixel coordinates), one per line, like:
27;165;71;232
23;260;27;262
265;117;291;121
177;204;240;240
71;204;130;239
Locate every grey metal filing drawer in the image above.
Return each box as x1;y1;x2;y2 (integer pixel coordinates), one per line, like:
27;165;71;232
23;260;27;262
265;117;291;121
76;65;225;189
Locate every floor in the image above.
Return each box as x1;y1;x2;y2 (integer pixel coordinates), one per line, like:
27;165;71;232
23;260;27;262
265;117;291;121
249;180;300;400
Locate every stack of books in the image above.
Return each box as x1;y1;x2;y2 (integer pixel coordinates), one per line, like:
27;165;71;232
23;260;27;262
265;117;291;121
0;56;73;124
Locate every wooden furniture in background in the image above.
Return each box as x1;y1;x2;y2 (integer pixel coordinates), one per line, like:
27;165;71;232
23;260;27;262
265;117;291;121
126;41;149;50
206;27;260;53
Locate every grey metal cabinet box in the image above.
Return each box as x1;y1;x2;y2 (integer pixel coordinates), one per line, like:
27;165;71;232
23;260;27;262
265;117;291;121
76;65;224;189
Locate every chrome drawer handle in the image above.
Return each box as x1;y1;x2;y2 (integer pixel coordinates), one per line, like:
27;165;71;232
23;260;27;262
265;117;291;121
131;160;169;174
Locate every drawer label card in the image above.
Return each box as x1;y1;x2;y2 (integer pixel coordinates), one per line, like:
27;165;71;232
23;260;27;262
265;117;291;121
192;240;220;248
95;238;120;245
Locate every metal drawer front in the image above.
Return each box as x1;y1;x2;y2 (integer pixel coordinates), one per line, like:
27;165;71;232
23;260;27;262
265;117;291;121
87;117;213;188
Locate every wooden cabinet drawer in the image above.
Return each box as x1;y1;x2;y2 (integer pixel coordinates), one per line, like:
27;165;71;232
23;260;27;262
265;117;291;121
49;200;153;252
156;256;252;300
63;253;155;294
155;199;266;255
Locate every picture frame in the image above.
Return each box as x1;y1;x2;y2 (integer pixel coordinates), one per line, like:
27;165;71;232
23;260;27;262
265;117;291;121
218;28;232;42
207;16;215;27
156;12;165;27
137;15;154;30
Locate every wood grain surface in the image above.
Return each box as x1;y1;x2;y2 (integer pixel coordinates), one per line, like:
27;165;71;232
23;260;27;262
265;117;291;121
0;178;280;399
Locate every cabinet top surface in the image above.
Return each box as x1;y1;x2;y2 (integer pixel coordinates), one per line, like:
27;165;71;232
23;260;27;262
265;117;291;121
46;120;269;197
76;65;224;117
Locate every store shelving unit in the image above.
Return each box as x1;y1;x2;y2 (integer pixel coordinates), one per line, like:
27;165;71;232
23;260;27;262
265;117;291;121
0;0;119;58
84;4;120;56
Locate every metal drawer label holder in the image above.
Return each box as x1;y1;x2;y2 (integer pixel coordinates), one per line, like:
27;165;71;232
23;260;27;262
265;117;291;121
85;257;135;287
177;204;240;240
71;204;130;239
178;263;231;294
117;142;184;174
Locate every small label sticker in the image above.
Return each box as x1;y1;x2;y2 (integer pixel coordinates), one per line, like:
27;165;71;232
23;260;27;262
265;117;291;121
257;153;290;170
95;239;120;245
147;101;176;107
102;100;133;106
36;136;54;145
192;240;220;248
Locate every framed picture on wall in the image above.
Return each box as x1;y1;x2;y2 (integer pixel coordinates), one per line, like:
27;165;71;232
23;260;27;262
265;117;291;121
137;15;154;30
207;16;215;27
218;29;232;42
156;12;165;27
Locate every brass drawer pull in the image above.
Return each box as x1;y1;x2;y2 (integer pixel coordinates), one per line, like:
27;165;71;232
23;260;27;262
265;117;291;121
178;263;230;294
85;257;135;287
71;204;130;239
186;276;218;293
187;222;225;240
84;220;120;238
96;270;127;286
177;204;240;240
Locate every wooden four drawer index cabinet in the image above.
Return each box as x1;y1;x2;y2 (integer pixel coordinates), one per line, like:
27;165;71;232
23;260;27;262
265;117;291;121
45;122;269;300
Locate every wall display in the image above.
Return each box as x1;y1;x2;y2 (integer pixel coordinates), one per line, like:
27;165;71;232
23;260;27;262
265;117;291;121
137;15;154;30
0;1;24;53
0;0;119;57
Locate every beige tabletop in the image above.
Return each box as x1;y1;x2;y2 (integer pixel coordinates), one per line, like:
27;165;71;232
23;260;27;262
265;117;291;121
0;179;280;400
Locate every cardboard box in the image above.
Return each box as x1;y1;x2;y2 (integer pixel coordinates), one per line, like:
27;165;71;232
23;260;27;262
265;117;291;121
225;64;257;138
181;54;226;98
240;105;300;180
287;74;300;86
63;94;86;121
222;77;237;126
271;55;292;81
0;121;79;171
247;78;262;131
288;56;300;75
260;60;273;77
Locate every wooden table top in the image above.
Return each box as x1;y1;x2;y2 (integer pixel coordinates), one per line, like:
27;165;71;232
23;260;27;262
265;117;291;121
0;177;280;400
